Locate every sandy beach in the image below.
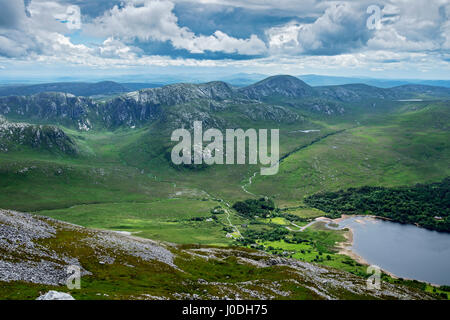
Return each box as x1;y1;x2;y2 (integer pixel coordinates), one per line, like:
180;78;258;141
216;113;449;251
326;215;414;281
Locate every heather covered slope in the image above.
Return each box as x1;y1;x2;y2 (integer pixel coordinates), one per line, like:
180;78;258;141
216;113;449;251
0;209;435;300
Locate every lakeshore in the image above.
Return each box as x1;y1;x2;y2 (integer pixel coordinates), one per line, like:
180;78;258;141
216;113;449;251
324;215;450;286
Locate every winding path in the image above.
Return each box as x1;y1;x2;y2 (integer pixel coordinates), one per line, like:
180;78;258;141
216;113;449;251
239;129;347;197
241;171;258;196
199;190;243;239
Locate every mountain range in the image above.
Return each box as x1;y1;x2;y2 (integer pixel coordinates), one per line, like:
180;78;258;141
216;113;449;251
0;75;449;134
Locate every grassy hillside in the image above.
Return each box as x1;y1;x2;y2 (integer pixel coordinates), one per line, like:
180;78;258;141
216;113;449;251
38;199;233;246
249;102;450;206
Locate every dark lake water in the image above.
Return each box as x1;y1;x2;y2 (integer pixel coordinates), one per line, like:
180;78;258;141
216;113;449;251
333;216;450;285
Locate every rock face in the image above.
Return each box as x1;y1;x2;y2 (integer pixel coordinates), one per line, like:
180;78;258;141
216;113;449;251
0;209;436;300
0;92;95;131
238;75;316;100
0;117;77;154
36;291;75;300
101;82;235;128
0;82;237;130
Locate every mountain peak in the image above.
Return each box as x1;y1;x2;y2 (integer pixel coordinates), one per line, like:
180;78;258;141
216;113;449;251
238;75;315;100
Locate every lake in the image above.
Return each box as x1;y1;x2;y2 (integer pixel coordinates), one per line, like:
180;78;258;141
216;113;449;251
330;216;450;285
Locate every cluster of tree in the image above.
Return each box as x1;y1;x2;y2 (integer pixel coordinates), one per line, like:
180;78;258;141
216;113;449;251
232;197;275;219
282;213;309;223
440;285;450;292
238;227;289;245
284;237;310;245
190;217;206;221
305;178;450;232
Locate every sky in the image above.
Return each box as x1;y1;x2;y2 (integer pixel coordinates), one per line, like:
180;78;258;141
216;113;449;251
0;0;450;82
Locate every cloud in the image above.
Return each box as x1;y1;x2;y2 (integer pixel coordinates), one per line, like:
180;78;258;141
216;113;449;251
266;0;450;59
0;0;84;58
267;2;372;55
173;0;320;13
85;0;267;55
0;0;26;28
98;37;142;59
0;1;36;57
27;0;81;32
0;0;449;79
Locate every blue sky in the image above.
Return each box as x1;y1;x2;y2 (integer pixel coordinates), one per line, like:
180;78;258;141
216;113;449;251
0;0;450;82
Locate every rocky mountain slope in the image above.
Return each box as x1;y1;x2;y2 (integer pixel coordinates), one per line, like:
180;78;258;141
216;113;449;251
0;92;95;130
0;81;300;130
0;209;435;300
0;116;77;154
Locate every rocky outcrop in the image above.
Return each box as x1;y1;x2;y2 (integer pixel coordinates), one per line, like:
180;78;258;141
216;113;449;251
0;92;95;131
0;118;77;154
100;82;235;128
36;291;75;300
0;210;88;285
0;209;173;286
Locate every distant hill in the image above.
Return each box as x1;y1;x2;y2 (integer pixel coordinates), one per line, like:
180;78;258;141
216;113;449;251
316;83;450;102
299;74;450;89
0;81;163;97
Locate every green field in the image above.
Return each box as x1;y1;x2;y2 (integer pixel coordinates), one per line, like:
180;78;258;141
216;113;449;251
38;199;233;245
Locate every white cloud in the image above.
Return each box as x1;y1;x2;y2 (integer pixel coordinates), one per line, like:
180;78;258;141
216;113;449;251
85;0;267;55
266;22;301;51
366;0;450;52
267;3;371;55
98;37;142;59
27;0;82;32
0;0;84;58
54;5;82;30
